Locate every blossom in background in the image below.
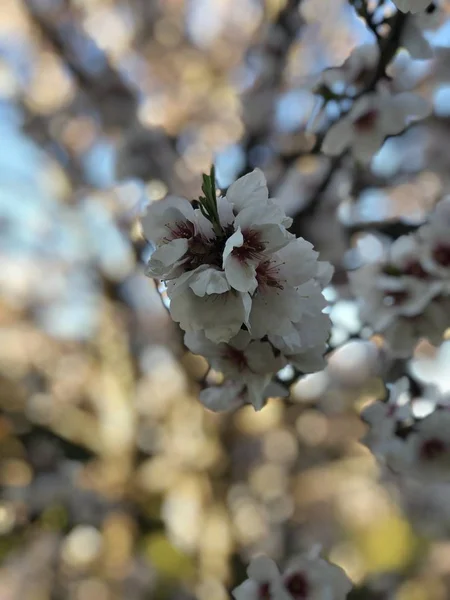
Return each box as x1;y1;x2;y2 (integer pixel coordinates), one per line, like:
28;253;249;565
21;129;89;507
350;213;450;357
385;410;450;482
393;0;434;13
143;168;332;410
381;297;450;357
420;198;450;283
321;44;379;95
322;86;430;163
232;552;352;600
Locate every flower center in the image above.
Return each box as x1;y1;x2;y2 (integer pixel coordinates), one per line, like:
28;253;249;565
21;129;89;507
167;220;195;241
285;572;310;599
256;261;284;291
232;229;266;264
259;583;271;600
223;346;248;372
182;235;226;272
403;260;429;279
420;438;446;461
433;244;450;267
353;109;378;132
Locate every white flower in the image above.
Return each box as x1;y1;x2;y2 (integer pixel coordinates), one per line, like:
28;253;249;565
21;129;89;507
223;206;293;293
168;266;252;343
351;262;438;334
351;230;450;356
232;552;352;600
387;234;431;279
393;0;434;13
321;44;379;95
185;330;284;409
142;196;197;278
143;167;334;401
387;410;450;482
282;554;352;600
225;169;293;228
269;307;331;373
418;222;450;283
381;296;450;357
322;87;430;163
232;556;290;600
248;239;323;339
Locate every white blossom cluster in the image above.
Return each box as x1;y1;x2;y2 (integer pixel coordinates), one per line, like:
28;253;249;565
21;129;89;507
321;82;430;163
311;0;442;164
361;377;450;483
363;377;450;534
351;198;450;357
142;169;333;411
232;552;352;600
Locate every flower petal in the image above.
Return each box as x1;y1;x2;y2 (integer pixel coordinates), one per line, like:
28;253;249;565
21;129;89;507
247;555;281;582
322;119;353;156
225;255;258;293
199;383;244;412
226;168;269;212
141;196;195;243
189;268;231;296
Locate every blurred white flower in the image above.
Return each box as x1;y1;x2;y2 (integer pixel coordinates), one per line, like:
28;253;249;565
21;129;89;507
351;261;440;332
322;87;430;163
393;0;434;13
419;223;450;283
232;552;352;600
350;229;449;356
381;297;450;357
282;553;352;600
387;410;450;481
321;44;379;95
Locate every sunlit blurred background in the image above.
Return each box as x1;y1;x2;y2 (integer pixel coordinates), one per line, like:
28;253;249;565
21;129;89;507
2;0;450;598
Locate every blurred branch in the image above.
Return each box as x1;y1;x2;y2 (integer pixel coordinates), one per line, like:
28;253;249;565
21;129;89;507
24;0;137;128
236;0;304;178
287;10;409;233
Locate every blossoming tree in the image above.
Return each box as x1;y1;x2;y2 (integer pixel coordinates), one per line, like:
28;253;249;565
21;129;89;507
2;0;450;598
